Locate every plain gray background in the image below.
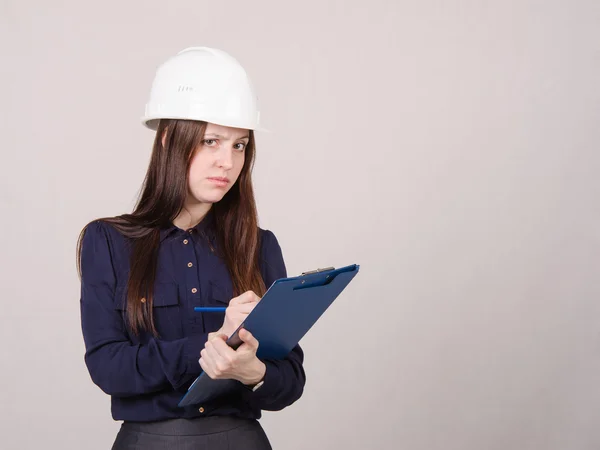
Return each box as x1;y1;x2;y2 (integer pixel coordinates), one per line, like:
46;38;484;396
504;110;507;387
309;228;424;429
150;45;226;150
2;1;600;449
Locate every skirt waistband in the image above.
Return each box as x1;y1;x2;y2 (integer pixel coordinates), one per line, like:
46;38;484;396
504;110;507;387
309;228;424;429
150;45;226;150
122;416;258;436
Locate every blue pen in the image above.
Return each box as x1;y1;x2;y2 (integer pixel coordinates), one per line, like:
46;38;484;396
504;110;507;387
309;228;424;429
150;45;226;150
194;307;227;312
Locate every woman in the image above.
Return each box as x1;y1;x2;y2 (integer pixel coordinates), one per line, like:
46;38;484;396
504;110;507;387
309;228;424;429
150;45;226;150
77;47;305;449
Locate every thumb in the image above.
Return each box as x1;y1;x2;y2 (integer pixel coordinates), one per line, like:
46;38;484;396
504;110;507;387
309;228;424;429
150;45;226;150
208;331;229;341
238;328;259;349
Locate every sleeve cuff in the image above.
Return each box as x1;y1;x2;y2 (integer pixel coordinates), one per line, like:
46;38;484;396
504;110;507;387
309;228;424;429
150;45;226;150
246;360;283;400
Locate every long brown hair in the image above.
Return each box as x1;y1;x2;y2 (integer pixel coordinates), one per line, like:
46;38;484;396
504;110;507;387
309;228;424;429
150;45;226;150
77;119;266;336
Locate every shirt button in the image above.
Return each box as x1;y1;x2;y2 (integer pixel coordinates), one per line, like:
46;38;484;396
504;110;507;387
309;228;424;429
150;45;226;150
187;262;193;268
199;407;205;413
191;288;198;294
183;239;189;245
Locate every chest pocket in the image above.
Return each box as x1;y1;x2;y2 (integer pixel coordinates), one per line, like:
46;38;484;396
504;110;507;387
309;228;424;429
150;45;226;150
202;279;233;333
114;282;184;341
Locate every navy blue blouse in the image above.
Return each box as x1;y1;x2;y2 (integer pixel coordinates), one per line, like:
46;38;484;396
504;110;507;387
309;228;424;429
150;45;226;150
79;210;305;422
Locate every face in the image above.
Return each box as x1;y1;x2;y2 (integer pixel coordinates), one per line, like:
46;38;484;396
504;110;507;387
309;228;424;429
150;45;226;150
186;122;249;206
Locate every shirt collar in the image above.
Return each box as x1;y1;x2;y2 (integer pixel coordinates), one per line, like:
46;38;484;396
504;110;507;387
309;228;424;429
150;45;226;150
159;207;216;243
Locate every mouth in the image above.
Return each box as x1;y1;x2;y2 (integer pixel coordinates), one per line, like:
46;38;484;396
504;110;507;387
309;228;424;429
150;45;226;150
208;177;230;187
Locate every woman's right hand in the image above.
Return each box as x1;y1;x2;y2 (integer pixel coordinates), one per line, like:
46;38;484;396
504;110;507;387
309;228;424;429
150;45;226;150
209;290;261;340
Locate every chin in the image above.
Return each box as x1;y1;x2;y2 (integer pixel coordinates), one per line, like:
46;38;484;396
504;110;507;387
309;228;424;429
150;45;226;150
192;192;226;204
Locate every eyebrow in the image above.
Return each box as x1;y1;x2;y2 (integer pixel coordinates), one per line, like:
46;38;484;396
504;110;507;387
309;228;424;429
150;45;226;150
204;133;250;140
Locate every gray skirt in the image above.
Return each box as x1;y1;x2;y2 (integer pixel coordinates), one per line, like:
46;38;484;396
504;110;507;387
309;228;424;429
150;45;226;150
111;416;272;450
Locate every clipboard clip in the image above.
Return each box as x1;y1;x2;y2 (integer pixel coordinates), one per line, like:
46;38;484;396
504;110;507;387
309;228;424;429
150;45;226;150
301;266;335;276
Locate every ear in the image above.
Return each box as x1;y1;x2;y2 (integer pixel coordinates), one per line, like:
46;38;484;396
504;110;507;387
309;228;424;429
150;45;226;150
161;127;168;147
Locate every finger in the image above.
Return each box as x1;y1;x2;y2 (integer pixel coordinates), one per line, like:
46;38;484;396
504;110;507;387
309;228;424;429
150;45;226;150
230;290;260;305
200;357;219;379
208;331;226;341
203;344;230;377
200;347;212;365
199;354;209;374
208;332;228;342
202;343;216;361
204;339;223;360
228;302;258;314
211;337;236;360
238;328;259;349
199;349;215;377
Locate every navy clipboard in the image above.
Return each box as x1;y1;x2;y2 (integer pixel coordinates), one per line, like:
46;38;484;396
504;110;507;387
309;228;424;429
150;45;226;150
178;263;360;407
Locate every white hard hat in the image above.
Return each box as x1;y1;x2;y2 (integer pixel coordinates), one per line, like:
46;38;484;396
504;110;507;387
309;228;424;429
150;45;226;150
142;47;265;131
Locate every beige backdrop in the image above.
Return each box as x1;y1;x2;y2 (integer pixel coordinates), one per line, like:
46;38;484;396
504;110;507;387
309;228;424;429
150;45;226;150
2;1;600;449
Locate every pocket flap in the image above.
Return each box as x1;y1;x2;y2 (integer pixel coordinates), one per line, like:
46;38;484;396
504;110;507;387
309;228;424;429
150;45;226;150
114;282;179;310
153;282;180;307
209;280;233;305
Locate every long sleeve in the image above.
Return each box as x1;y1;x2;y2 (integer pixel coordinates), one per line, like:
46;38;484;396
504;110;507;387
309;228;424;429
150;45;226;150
79;221;208;397
245;230;306;411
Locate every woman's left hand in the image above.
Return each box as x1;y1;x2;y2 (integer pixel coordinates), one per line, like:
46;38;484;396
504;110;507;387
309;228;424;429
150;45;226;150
199;328;266;386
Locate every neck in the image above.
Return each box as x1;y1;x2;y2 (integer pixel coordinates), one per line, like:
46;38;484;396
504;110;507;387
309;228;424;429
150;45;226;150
173;201;212;230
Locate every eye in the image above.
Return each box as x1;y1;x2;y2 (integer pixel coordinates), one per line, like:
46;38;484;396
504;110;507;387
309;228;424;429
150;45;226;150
203;139;217;146
234;142;247;151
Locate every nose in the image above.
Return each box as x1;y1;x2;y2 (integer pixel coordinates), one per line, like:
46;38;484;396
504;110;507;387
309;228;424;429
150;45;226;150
216;147;234;170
